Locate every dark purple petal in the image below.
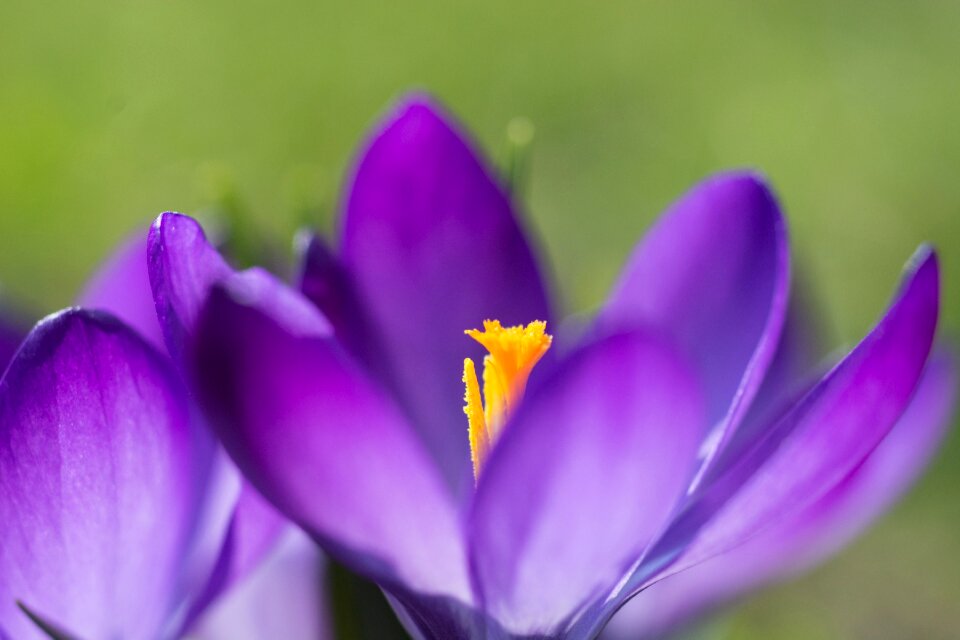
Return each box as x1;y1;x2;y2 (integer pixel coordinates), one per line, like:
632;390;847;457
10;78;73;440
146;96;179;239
0;309;214;639
649;247;939;583
148;212;233;363
0;308;26;372
598;172;789;479
77;231;165;350
194;285;472;602
339;95;552;491
191;529;332;640
468;331;705;636
296;234;375;360
603;349;956;639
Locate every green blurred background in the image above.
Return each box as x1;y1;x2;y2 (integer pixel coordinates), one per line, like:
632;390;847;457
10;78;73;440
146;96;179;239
1;1;958;637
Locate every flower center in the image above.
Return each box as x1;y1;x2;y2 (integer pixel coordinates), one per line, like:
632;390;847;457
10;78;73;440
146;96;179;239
462;320;552;481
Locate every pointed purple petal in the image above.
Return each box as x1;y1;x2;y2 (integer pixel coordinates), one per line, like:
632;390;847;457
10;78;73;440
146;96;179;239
194;285;472;602
468;331;705;635
572;249;941;639
148;212;233;363
192;529;332;640
77;231;165;351
148;212;326;612
604;350;956;639
0;309;214;639
599;172;789;477
653;247;939;583
339;95;552;491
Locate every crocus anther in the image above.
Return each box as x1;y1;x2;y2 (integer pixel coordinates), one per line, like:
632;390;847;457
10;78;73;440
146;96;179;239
463;320;552;479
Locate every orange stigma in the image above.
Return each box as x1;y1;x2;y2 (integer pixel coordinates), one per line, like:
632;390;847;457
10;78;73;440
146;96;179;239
462;320;552;480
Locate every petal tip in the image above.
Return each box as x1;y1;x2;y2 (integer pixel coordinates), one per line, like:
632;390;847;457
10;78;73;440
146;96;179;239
152;211;201;234
701;168;772;196
900;245;939;306
374;92;462;149
8;307;143;382
151;210;191;234
908;243;938;275
685;170;784;228
32;306;110;339
149;212;205;260
389;90;446;123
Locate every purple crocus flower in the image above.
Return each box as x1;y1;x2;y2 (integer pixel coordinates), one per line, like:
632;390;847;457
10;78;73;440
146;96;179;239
0;236;328;639
149;95;953;639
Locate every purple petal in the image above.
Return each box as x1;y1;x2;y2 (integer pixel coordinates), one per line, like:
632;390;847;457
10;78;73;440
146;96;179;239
603;349;956;639
338;95;552;491
226;267;332;337
220;484;291;585
722;275;834;461
148;212;233;363
193;285;472;602
178;479;289;633
191;528;332;640
149;212;330;361
148;212;324;613
77;231;165;351
743;284;827;403
468;331;705;636
69;229;266;629
0;307;26;372
296;234;375;359
652;247;939;583
0;309;214;639
599;172;789;478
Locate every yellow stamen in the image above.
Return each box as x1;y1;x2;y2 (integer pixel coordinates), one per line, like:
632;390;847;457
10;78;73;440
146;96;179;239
462;320;552;481
463;358;489;480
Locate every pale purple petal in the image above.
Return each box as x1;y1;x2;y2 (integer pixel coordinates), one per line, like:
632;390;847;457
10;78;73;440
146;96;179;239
468;331;705;636
599;172;789;478
178;478;290;633
339;95;552;492
77;231;164;350
221;485;292;586
193;285;472;602
191;528;331;640
0;309;214;639
603;349;956;639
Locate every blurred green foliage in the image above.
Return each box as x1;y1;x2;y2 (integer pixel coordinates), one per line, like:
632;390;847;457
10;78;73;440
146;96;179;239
1;1;958;637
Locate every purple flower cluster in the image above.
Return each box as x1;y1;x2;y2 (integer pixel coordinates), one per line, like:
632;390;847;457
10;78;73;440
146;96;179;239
0;94;953;639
